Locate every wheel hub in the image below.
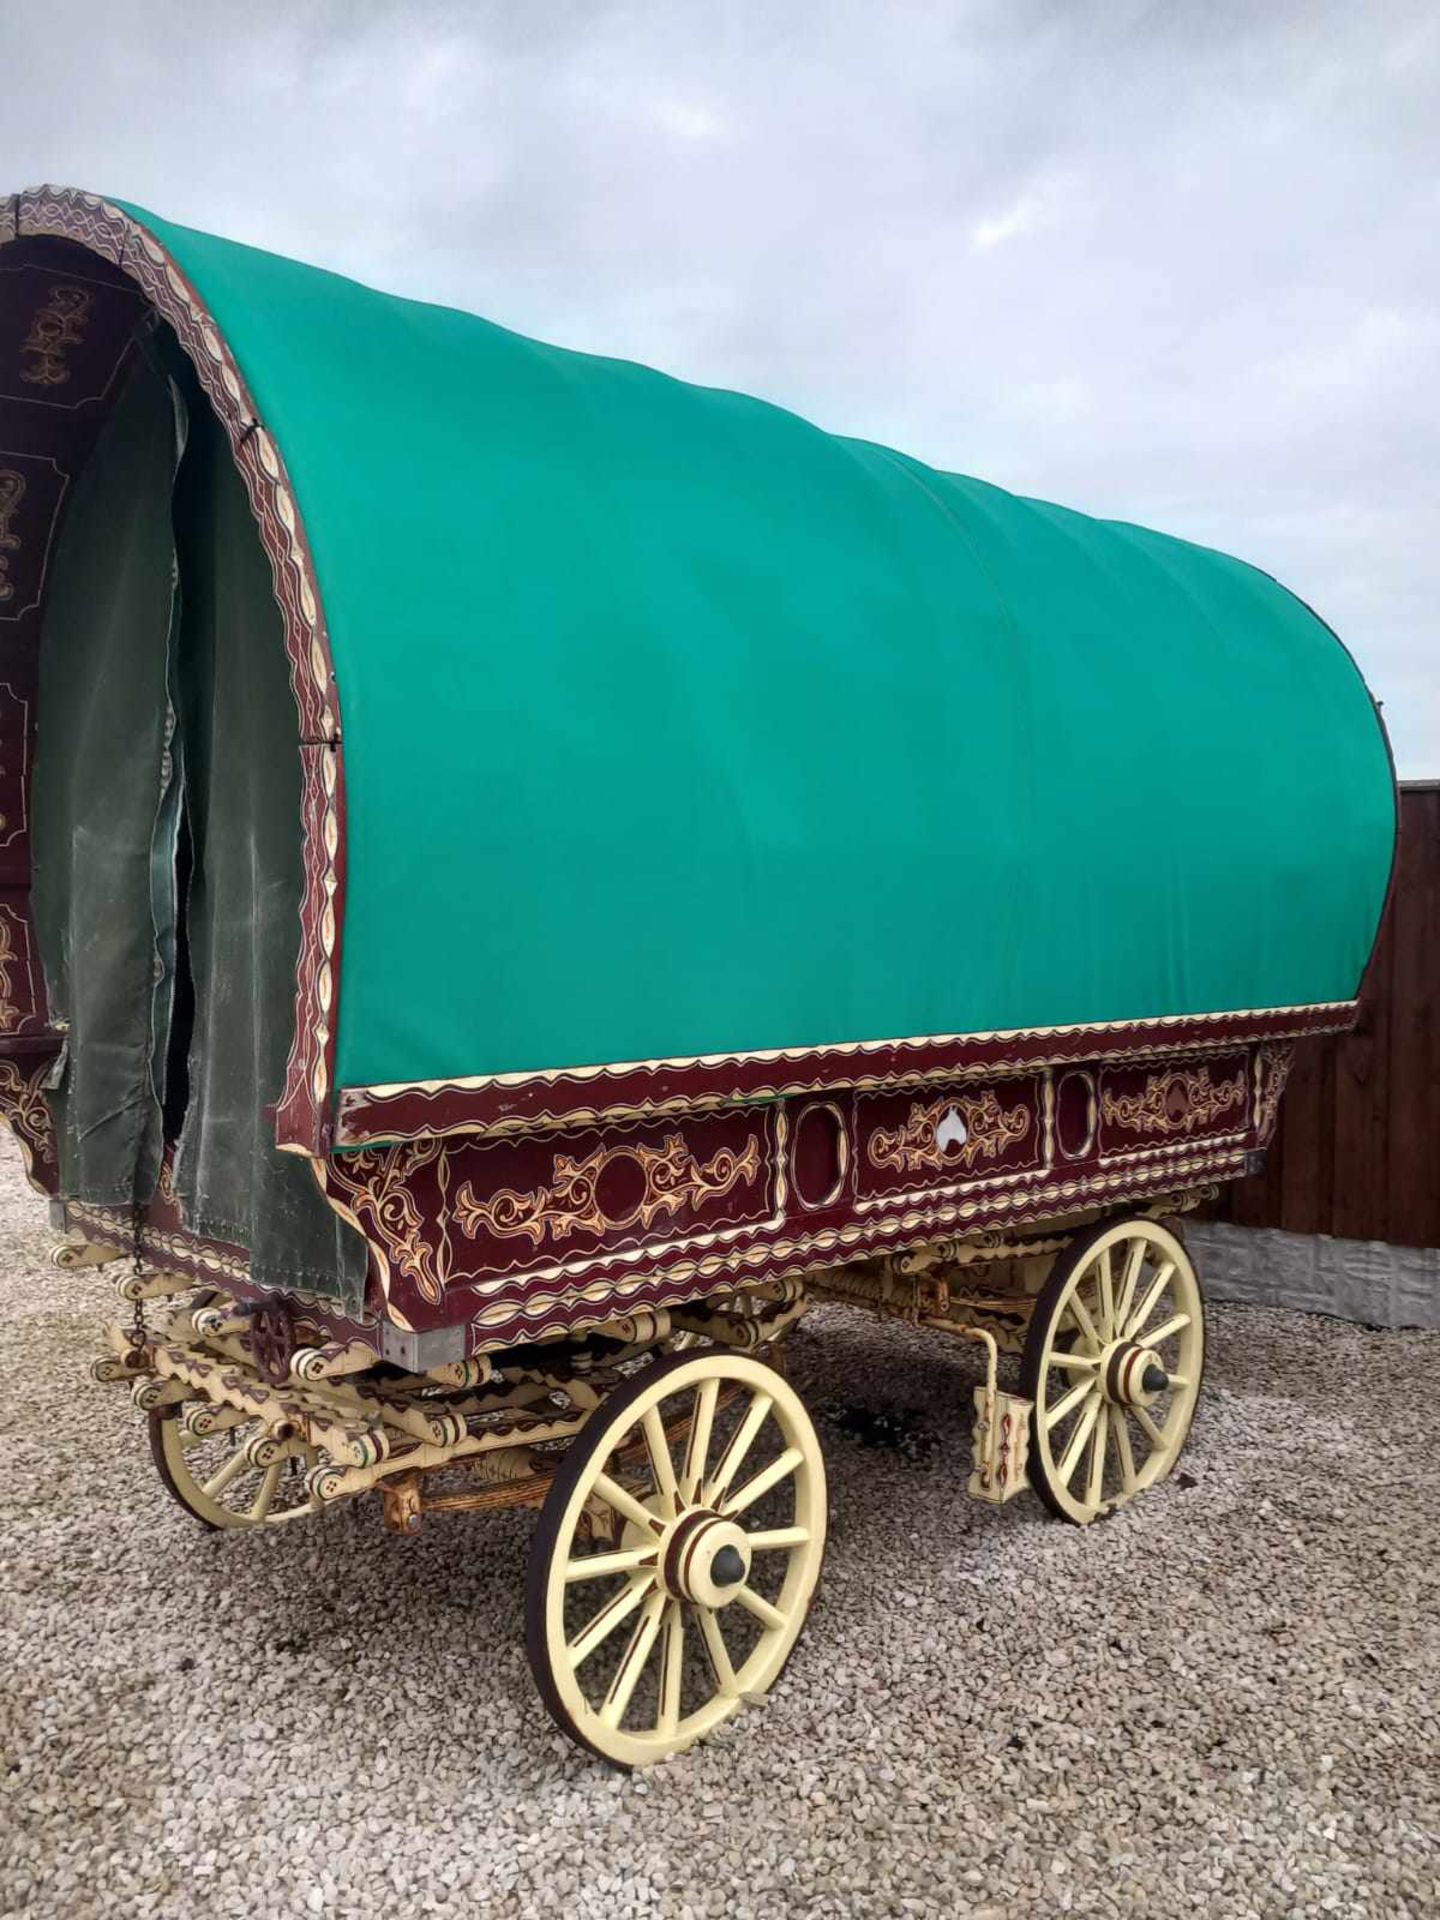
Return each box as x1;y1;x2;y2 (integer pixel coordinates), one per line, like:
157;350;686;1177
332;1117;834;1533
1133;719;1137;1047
661;1509;753;1609
1103;1340;1169;1408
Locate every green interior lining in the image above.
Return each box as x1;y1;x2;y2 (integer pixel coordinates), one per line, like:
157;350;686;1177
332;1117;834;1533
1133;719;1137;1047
32;350;179;1203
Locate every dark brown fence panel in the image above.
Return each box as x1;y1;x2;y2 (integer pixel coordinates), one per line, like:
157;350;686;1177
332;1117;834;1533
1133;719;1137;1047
1384;783;1440;1245
1211;782;1439;1250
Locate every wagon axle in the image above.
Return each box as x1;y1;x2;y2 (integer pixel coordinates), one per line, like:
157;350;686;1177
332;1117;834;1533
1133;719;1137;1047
1103;1343;1173;1408
659;1511;755;1610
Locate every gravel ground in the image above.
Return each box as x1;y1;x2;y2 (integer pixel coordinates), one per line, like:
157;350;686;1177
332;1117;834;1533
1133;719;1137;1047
2;1138;1438;1920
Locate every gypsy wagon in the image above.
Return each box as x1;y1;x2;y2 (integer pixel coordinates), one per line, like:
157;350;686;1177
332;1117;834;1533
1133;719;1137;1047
0;187;1395;1766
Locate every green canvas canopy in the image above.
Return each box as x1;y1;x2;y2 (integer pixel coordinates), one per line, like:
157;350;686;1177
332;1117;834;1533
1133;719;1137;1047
8;195;1399;1146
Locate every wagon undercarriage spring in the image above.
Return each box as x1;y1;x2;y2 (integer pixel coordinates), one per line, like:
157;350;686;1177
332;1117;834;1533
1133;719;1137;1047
93;1275;813;1527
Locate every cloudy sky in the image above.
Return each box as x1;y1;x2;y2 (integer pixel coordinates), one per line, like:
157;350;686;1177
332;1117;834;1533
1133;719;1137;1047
7;0;1437;770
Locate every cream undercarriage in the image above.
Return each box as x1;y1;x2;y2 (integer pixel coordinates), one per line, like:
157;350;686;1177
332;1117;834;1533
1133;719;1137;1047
87;1191;1210;1765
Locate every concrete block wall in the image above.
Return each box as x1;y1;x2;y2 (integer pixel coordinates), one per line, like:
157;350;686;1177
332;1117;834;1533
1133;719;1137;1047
1186;1220;1440;1330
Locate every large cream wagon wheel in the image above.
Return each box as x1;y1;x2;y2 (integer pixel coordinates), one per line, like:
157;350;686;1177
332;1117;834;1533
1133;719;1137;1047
1019;1216;1205;1526
149;1410;322;1530
526;1348;827;1768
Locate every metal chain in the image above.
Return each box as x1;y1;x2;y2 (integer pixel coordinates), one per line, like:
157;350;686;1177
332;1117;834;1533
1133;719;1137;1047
127;1199;148;1355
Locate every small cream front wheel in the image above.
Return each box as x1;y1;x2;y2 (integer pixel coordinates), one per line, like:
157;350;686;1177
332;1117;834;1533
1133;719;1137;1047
149;1410;322;1529
525;1348;827;1768
1020;1216;1205;1526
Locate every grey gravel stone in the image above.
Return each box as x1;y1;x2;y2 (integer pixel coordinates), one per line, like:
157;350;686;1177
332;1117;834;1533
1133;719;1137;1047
2;1134;1438;1919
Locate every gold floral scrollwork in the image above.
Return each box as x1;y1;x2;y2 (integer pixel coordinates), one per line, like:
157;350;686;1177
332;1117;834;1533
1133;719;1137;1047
21;283;93;386
156;1153;178;1208
868;1088;1032;1178
0;914;18;1033
325;1140;453;1304
0;1054;55;1189
455;1133;764;1249
1253;1042;1295;1140
1100;1064;1247;1137
0;468;24;604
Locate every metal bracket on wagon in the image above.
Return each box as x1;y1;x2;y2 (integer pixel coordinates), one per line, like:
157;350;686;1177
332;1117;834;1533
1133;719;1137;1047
948;1322;1032;1504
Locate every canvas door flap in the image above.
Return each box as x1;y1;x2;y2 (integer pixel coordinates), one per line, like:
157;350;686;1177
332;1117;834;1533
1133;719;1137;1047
167;363;365;1305
31;348;182;1204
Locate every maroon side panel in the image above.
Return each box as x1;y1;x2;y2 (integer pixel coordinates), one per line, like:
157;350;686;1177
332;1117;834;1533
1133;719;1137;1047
855;1076;1046;1198
314;1038;1285;1353
1095;1051;1250;1158
334;1001;1353;1146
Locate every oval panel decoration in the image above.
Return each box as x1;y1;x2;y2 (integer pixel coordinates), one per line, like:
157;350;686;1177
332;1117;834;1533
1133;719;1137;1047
789;1101;850;1211
1055;1070;1096;1161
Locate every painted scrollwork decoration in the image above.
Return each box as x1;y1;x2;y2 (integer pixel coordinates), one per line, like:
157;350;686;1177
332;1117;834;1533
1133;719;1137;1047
325;1140;453;1304
868;1088;1031;1177
0;1054;56;1190
455;1134;764;1249
0;916;18;1033
1101;1063;1246;1137
0;468;24;603
1253;1041;1295;1141
21;283;93;386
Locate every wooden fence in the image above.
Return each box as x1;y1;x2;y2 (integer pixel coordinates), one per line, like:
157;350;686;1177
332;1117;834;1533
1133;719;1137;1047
1211;781;1439;1250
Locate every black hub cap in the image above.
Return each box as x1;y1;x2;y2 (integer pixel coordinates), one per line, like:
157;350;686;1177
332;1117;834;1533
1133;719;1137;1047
1141;1363;1169;1395
711;1544;746;1588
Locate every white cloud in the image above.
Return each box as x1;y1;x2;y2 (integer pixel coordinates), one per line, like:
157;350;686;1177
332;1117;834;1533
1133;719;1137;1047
3;0;1436;771
970;174;1071;250
653;98;730;144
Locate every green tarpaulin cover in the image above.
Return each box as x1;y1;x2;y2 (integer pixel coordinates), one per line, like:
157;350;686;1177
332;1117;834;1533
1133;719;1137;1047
118;203;1396;1093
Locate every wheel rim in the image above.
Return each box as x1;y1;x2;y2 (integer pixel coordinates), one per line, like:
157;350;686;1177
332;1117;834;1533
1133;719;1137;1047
527;1350;827;1768
149;1410;322;1529
1023;1218;1204;1525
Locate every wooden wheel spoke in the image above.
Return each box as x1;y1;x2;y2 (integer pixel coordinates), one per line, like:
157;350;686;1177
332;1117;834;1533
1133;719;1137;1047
1056;1394;1101;1486
599;1589;667;1729
1132;1404;1165;1451
1096;1248;1115;1338
563;1545;660;1584
657;1601;685;1739
1113;1244;1152;1336
1065;1287;1103;1352
680;1377;719;1505
1144;1312;1190;1348
721;1445;802;1518
1126;1260;1175;1337
745;1525;810;1552
1112;1407;1138;1493
1085;1405;1109;1512
201;1445;252;1501
641;1406;678;1512
1114;1240;1145;1333
592;1470;665;1537
1044;1375;1098;1433
1049;1348;1101;1374
698;1605;739;1698
734;1585;788;1634
247;1459;283;1523
702;1391;773;1508
567;1572;655;1669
